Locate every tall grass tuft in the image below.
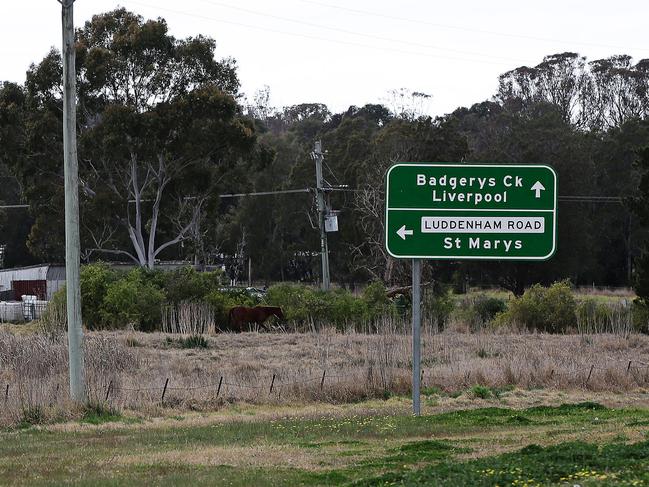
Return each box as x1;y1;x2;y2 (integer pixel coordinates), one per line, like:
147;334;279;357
161;301;216;335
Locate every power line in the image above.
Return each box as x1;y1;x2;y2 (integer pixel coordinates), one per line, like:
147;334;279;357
295;0;649;53
125;0;517;67
219;188;311;198
193;0;526;64
0;192;627;206
559;196;623;203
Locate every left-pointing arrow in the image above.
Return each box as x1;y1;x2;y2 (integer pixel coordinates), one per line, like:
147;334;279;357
397;225;414;240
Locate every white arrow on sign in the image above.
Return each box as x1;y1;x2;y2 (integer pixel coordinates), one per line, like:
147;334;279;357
397;225;414;240
530;181;545;198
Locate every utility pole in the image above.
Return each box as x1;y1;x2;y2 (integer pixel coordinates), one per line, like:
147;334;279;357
248;257;252;287
313;141;330;290
61;0;85;402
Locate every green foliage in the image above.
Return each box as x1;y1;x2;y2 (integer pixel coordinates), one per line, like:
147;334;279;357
80;263;120;327
99;269;165;331
473;295;507;322
54;264;226;331
633;299;649;333
494;280;577;332
162;267;225;304
266;283;394;328
470;385;492;399
361;281;393;321
635;250;649;306
423;290;455;329
453;294;507;330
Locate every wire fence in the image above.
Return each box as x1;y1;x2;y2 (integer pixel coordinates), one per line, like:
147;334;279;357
2;357;641;408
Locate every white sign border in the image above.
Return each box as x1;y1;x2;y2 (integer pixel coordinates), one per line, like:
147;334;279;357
384;163;558;261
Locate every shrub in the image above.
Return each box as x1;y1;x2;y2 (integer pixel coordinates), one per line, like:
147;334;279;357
18;406;45;429
266;284;372;328
633;299;649;333
453;294;507;331
362;281;394;321
423;289;454;329
177;335;209;349
163;267;225;304
266;284;314;324
325;288;367;326
470;385;492;399
80;263;120;328
100;269;165;331
474;295;507;322
495;280;576;333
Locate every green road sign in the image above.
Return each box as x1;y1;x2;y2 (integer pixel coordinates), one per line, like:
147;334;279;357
385;163;557;260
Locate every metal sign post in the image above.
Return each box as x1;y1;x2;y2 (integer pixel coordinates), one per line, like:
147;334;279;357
411;258;421;416
385;162;558;416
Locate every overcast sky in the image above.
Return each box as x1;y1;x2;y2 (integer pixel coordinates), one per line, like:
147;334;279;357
2;1;648;117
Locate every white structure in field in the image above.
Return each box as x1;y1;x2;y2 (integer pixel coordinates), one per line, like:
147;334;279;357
0;264;66;301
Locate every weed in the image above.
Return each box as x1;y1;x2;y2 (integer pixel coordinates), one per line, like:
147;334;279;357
17;406;45;429
421;386;443;396
470;385;492;399
177;335;209;349
81;402;123;425
125;337;142;347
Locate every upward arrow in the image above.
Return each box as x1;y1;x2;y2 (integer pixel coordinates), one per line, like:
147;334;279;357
530;181;545;198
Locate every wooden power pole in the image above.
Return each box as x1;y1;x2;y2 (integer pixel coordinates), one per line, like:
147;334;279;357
61;0;85;402
313;141;330;290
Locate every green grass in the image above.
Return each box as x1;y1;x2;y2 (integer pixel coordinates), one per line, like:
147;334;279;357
355;440;649;486
80;403;130;425
1;401;648;486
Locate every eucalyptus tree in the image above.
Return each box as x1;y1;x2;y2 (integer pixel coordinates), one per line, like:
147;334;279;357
1;8;256;267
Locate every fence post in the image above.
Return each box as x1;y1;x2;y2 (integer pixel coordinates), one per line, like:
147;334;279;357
216;376;223;397
320;370;326;390
585;365;594;385
4;384;8;405
269;374;276;395
627;360;632;373
161;378;169;404
105;380;112;402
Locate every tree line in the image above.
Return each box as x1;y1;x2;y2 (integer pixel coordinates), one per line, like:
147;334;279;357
0;9;648;301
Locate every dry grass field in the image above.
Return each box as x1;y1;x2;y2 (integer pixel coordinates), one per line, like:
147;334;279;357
1;323;649;427
1;322;649;486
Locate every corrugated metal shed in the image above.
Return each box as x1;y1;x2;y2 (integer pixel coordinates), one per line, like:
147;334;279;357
0;264;66;301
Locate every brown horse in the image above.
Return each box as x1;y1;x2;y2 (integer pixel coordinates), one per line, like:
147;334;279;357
227;306;285;332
